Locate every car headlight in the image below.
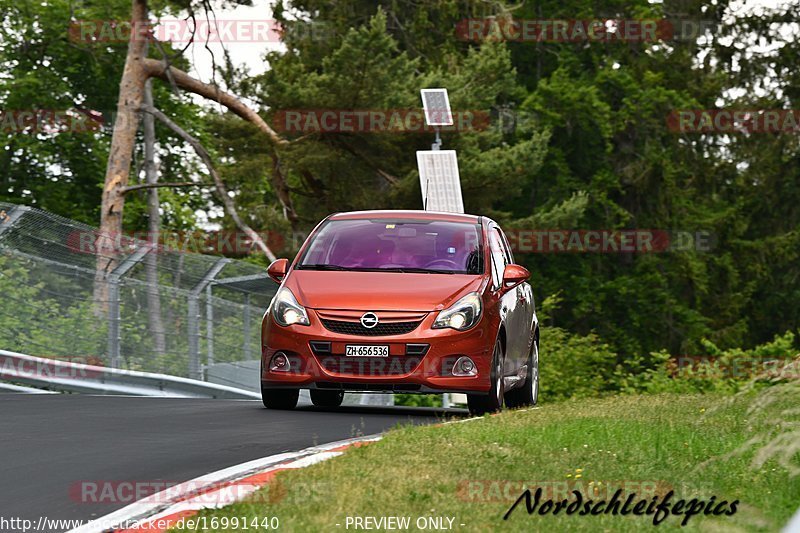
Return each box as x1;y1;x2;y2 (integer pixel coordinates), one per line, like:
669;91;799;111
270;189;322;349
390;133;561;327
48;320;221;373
271;287;310;327
433;292;482;331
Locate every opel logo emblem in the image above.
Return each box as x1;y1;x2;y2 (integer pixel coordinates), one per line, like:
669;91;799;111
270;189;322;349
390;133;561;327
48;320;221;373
360;312;379;329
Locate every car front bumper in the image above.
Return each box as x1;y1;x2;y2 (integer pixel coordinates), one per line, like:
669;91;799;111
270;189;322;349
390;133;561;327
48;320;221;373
261;308;495;394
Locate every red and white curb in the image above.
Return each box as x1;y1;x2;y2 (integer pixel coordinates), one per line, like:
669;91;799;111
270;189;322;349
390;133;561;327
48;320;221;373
66;406;499;533
67;435;382;533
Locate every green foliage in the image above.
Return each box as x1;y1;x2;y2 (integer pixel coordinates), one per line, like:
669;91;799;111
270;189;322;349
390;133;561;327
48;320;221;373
0;255;106;358
540;325;619;401
633;332;800;395
539;293;799;400
541;323;798;401
394;393;442;408
3;0;800;385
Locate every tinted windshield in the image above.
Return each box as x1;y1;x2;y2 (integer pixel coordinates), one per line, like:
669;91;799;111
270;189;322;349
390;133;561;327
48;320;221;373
298;219;483;274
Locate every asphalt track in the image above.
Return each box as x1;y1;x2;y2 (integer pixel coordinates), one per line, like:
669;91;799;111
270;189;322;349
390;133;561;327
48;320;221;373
0;394;465;531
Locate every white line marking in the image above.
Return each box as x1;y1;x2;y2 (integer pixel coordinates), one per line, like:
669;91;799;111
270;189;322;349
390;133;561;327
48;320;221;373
67;435;381;533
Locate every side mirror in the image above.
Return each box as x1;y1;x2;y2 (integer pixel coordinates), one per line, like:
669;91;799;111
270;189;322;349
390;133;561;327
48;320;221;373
267;258;289;284
501;264;529;291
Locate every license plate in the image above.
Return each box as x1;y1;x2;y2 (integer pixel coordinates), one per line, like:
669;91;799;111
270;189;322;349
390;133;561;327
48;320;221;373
345;345;389;357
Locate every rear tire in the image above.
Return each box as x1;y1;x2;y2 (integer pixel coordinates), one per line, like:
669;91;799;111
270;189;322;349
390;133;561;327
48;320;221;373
505;337;539;408
310;389;344;408
467;338;504;416
261;387;299;410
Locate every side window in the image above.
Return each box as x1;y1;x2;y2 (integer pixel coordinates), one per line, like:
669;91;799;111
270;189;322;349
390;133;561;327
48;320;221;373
497;228;514;265
489;229;506;289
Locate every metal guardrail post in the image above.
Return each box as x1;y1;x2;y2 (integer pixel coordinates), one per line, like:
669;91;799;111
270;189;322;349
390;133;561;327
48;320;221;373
188;258;229;380
243;293;251;360
206;284;214;368
107;244;153;369
187;296;199;378
107;281;121;369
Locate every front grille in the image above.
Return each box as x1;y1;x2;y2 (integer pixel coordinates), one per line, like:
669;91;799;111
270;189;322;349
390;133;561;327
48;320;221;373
317;355;422;376
321;319;421;336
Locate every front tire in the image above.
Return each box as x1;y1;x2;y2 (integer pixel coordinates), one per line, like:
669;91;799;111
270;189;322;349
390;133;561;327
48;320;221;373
310;389;344;408
505;338;539;408
261;387;299;410
467;338;505;416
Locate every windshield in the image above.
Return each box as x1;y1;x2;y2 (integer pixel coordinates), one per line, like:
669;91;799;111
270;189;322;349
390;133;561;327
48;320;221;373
298;219;483;274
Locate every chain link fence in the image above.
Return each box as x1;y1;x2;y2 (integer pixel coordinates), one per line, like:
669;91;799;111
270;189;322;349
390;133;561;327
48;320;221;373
0;202;277;389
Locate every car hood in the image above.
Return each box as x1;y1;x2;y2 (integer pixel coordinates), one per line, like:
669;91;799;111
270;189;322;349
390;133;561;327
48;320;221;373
286;270;484;312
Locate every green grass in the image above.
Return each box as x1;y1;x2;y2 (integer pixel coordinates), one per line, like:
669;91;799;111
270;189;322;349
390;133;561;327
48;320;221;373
174;393;799;532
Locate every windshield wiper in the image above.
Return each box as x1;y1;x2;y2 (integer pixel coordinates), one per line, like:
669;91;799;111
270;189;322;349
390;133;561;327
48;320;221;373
297;263;348;271
368;267;457;274
298;264;458;274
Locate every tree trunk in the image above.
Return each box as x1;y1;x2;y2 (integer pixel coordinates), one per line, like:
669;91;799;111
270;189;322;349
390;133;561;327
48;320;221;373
143;79;167;357
94;10;301;312
142;59;299;226
141;104;278;261
94;0;150;311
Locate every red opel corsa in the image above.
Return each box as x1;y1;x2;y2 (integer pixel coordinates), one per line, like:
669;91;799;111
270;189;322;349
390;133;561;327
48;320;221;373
261;210;539;415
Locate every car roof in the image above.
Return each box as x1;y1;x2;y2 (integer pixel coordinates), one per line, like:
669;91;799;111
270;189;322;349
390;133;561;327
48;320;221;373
329;210;482;224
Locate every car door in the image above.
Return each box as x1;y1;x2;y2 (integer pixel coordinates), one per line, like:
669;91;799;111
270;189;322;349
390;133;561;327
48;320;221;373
488;226;523;375
497;226;535;365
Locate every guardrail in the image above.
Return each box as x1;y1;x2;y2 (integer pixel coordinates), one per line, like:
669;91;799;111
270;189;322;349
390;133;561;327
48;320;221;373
0;381;56;394
0;349;260;399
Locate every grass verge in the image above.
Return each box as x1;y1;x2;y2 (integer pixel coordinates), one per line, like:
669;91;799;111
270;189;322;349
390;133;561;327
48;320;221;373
174;393;798;532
